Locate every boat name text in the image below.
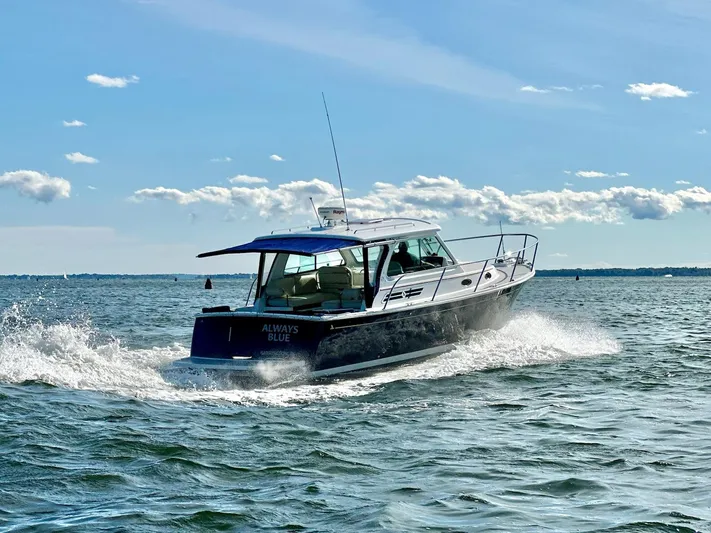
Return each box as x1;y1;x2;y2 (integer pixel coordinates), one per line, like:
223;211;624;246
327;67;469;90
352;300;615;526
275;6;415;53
262;323;299;342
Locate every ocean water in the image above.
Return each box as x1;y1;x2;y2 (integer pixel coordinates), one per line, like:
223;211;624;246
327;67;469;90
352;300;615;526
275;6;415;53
0;277;709;532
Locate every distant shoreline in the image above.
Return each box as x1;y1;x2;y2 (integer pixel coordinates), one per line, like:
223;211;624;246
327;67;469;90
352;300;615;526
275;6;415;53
2;267;710;278
536;267;711;277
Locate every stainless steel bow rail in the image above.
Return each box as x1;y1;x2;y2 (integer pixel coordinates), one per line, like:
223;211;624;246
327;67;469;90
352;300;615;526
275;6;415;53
383;233;539;310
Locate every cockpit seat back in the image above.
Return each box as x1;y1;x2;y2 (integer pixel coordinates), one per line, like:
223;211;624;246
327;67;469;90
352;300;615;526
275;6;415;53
317;266;352;292
264;273;325;309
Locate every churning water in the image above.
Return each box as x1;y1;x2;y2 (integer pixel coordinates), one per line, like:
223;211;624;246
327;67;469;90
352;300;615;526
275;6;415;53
0;277;709;532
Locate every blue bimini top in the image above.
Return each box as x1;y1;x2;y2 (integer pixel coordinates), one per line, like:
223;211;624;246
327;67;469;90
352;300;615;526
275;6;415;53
197;237;359;258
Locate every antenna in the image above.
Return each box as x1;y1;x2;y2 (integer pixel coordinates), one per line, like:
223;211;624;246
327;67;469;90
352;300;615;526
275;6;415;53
321;92;349;229
309;196;323;227
499;221;507;255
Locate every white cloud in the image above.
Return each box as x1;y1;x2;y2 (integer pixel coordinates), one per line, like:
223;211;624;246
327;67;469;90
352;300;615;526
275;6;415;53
65;152;99;164
210;157;232;163
88;185;97;190
133;178;339;217
63;120;86;128
563;170;572;175
131;174;711;225
522;85;596;94
697;128;708;135
270;154;285;162
676;180;691;185
564;182;574;187
86;74;139;88
520;85;550;94
0;170;71;202
625;82;694;100
228;175;269;184
541;226;556;230
575;170;628;179
549;252;568;258
576;170;609;178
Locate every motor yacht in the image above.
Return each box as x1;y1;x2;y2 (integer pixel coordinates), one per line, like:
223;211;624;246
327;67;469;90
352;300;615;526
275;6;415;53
171;207;538;379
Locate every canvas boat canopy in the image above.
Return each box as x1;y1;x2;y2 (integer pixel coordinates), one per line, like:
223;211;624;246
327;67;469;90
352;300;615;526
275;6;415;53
197;237;360;258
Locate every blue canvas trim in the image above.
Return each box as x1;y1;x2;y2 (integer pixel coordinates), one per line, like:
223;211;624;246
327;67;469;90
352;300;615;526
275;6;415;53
197;237;358;258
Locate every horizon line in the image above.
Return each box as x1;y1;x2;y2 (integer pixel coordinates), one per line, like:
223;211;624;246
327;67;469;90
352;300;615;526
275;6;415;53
1;266;710;278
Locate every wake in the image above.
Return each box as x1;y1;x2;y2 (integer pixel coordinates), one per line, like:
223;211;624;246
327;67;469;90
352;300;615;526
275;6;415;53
1;302;620;406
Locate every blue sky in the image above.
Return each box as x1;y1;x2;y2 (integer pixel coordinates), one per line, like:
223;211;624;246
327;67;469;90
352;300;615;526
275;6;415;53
1;0;710;274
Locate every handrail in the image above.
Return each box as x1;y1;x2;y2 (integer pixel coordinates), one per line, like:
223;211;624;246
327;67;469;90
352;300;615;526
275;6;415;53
353;221;415;234
245;277;257;305
473;259;489;292
269;216;432;236
431;263;449;301
270;224;314;235
443;232;536;243
380;233;539;309
509;249;521;282
382;271;407;311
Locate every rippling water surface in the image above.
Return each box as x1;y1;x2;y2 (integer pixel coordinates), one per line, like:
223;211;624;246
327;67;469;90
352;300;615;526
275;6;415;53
1;277;709;532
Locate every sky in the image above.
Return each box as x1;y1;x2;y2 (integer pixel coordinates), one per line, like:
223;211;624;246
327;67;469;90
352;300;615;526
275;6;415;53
1;0;710;274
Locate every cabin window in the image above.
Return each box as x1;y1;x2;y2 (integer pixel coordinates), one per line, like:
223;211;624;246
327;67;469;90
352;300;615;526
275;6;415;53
283;251;344;275
316;251;345;269
283;254;314;275
421;236;454;263
387;237;452;276
351;246;384;271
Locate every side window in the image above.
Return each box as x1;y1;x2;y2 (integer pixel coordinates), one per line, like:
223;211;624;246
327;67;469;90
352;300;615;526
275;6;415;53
316;251;344;269
388;239;422;275
387;237;450;276
367;246;384;272
283;254;315;275
350;248;364;264
364;245;384;286
420;236;453;265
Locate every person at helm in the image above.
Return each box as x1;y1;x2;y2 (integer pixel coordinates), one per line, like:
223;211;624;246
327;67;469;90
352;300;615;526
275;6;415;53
391;241;418;270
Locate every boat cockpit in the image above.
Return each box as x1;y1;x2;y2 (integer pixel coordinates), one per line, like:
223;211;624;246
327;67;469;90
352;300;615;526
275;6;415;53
258;233;455;313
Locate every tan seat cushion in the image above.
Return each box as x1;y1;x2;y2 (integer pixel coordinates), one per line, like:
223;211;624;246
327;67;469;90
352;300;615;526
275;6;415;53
267;293;328;309
318;266;352;291
350;268;365;287
266;273;322;308
265;277;295;297
293;274;317;295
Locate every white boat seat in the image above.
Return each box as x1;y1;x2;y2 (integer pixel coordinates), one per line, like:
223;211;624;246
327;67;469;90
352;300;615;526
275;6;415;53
267;293;327;308
317;266;352;291
322;298;364;310
350;268;365;287
264;274;326;308
322;287;364;308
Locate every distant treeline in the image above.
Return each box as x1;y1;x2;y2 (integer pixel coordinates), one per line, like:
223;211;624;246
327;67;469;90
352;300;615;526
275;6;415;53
537;267;711;277
0;273;255;280
3;268;711;279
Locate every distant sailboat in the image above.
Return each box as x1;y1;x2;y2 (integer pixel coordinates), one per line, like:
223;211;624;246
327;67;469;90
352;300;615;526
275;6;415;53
664;274;673;278
63;272;68;280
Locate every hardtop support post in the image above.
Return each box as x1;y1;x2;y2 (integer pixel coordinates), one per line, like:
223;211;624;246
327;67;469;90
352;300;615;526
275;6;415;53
255;252;266;300
363;246;373;308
